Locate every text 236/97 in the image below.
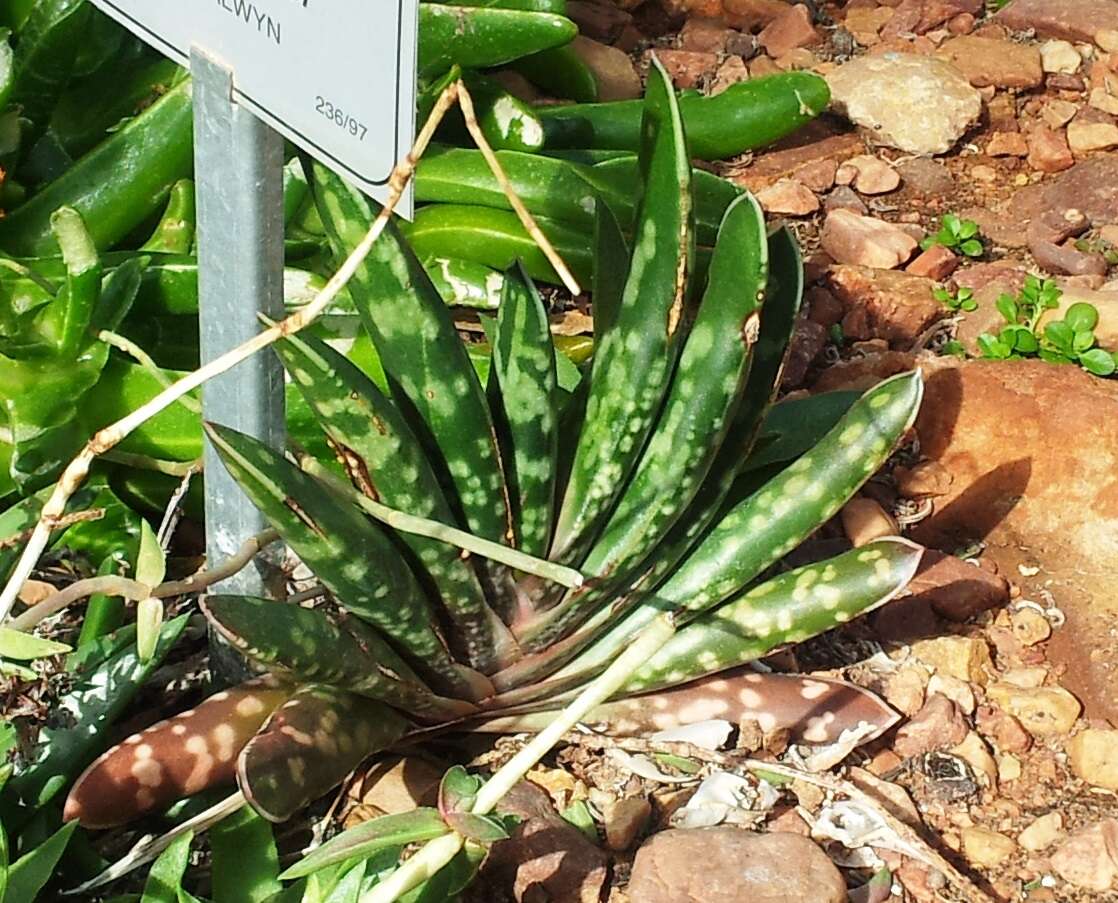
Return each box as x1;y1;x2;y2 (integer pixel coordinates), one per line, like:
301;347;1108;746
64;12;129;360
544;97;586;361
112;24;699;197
315;96;368;140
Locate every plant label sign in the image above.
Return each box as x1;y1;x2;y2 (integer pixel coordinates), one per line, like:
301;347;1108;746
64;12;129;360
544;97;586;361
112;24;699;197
89;0;419;200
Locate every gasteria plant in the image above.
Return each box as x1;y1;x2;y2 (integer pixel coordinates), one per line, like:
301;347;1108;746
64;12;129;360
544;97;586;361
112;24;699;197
61;63;924;894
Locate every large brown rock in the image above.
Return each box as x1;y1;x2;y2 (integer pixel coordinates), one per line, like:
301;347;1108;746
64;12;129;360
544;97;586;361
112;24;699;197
936;36;1043;88
994;0;1118;44
907;358;1118;723
1007;156;1118;233
628;828;847;903
826;265;945;347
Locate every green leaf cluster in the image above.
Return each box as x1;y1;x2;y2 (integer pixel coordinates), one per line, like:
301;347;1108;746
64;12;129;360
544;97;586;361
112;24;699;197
921;213;983;258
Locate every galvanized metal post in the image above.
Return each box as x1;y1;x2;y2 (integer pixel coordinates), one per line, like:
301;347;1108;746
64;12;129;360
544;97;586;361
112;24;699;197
191;48;286;674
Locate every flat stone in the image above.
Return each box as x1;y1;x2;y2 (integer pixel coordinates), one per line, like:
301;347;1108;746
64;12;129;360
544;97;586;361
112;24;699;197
827;53;982;154
995;0;1118;44
894;694;969;757
1049;819;1118;892
903;550;1010;622
628;828;847;903
755;178;820;215
936;36;1043;88
911;635;994;685
896;157;955;195
1041;99;1079;129
961;826;1016;868
837;154;902;194
605;796;651;850
976;704;1032;753
1018;812;1064;851
1066;728;1118;789
1040;39;1083;75
826;264;945;345
905;244;959;280
1026;125;1075;173
758;2;821;58
986;132;1029;157
821;212;920;270
985;683;1081;736
651;48;719;89
1067;119;1118;152
840;496;899;546
571;36;642;101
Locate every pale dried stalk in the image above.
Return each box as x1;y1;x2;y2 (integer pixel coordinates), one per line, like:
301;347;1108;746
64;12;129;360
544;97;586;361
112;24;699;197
455;80;582;297
362;616;677;903
9;528;281;632
0;509;103;550
299;456;584;588
0;82;461;627
98;329;202;414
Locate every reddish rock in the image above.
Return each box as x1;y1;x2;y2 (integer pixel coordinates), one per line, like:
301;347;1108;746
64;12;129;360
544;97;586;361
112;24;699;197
994;0;1118;45
906;245;959;280
572;37;642;101
825;185;869;215
821;211;920;270
806;286;845;329
845;6;894;45
755;178;820;215
827;264;944;347
896;157;955;196
1029;236;1108;277
1049;819;1118;892
566;0;632;41
894;694;969;757
1026;125;1075;173
729;121;863;192
678;16;733;53
721;0;789;31
1067;119;1118;153
947;11;975;35
793;157;838;192
976;704;1033;754
837;154;901;194
936;36;1044;89
757;3;820;59
904;549;1011;622
650;48;719;89
780;316;827;389
628;829;847;903
1010;155;1118;228
472;781;608;903
987;132;1029;157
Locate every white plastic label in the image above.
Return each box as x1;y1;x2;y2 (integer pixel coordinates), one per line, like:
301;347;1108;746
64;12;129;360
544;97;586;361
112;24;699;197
90;0;418;199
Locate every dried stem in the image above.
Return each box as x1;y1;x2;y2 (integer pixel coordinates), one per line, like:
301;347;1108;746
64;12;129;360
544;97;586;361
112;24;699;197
455;80;582;297
98;330;202;414
0;82;461;627
8;528;281;631
362;616;677;903
0;509;103;550
299;456;584;589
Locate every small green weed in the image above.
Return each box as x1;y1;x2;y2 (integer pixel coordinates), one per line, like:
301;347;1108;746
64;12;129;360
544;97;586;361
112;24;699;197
933;285;977;313
922;214;984;258
976;276;1118;377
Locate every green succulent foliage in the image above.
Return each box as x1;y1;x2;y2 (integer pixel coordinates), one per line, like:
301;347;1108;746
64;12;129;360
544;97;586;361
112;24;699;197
977;276;1118;377
191;59;924;872
933;285;976;313
921;213;983;258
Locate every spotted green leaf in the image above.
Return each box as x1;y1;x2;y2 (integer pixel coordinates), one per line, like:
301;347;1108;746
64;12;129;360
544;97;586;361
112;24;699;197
280;810;450;881
276;331;515;673
206;423;481;700
621;538;924;693
579;191;769;586
305;159;511;544
238;685;408;823
201;596;474;722
493;227;804;695
488;263;558;558
548;56;694;567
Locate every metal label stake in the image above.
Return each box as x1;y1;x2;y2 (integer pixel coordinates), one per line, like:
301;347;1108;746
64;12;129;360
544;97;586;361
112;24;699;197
192;49;286;673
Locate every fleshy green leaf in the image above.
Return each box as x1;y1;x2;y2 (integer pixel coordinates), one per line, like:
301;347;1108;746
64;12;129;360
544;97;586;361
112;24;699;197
4;820;77;903
205;423;478;700
135;596;163;663
621;538;924;693
279;810;450;881
442;812;510;844
275;330;513;674
549;56;694;567
237;685;408;823
140;830;192;903
1079;347;1117;376
438;765;481;817
211;806;281;903
488;262;559;558
202;596;472;722
1064;302;1098;333
135;518;165;588
0;626;70;660
305;158;511;544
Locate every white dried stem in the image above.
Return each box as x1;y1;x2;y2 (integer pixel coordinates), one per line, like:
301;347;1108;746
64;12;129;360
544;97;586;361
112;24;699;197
455;80;582;297
98;329;202;414
0;82;460;627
